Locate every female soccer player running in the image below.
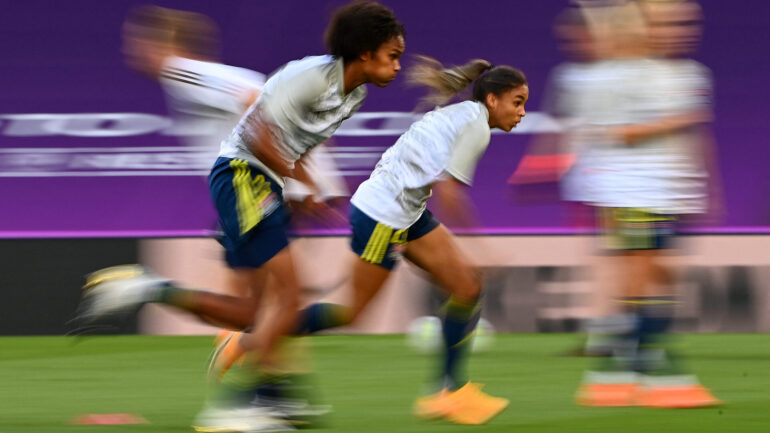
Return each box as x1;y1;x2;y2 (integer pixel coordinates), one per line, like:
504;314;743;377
78;1;404;431
573;0;720;409
292;57;529;425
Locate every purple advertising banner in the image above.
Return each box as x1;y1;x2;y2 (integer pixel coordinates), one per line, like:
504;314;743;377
1;1;769;238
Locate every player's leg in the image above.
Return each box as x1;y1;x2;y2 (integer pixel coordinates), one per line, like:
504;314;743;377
293;205;396;334
166;270;262;329
211;267;331;427
405;220;508;425
243;247;302;364
576;208;720;407
576;208;658;406
626;253;720;408
294;256;390;334
75;158;286;331
206;246;301;398
207;268;265;382
77;264;259;329
406;225;479;389
193;275;301;432
196;159;300;431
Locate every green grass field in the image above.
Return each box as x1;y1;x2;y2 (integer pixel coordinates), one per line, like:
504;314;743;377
0;334;768;433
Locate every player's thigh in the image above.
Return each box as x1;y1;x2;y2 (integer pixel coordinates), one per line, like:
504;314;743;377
260;246;302;312
624;249;672;297
404;224;481;302
227;267;267;297
348;207;397;319
350;254;391;321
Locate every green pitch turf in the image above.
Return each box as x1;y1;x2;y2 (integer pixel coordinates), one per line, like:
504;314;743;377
0;334;767;433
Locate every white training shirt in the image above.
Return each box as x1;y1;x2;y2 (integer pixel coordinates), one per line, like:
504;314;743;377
540;61;610;203
159;56;264;152
351;100;491;228
219;55;367;186
583;58;712;214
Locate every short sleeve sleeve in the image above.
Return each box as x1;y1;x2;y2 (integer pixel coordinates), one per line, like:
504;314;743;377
445;118;491;185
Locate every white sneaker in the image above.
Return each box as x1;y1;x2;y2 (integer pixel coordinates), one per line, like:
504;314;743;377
78;265;168;321
255;396;332;419
192;406;295;433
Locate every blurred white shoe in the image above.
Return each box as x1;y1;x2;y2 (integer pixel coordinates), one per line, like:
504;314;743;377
78;265;169;321
254;394;332;424
192;406;295;433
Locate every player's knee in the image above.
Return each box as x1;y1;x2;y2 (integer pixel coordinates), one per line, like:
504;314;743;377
452;269;482;303
459;284;482;303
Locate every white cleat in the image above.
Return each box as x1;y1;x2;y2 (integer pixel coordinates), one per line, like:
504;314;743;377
255;396;332;420
78;265;169;322
192;406;295;433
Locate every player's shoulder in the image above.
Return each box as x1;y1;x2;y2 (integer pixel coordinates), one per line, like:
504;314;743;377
162;56;263;90
440;101;490;139
264;55;345;103
443;100;486;122
273;55;338;82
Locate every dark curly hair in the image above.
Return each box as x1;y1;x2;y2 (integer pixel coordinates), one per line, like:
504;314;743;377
325;1;405;63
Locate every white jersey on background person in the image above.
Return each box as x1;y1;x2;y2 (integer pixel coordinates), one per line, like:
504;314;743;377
539;61;606;203
159;56;265;151
584;58;712;214
352;100;491;228
219;55;367;188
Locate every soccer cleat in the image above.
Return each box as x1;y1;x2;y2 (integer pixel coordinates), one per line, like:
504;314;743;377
208;330;247;383
442;382;509;425
634;384;723;408
255;395;332;428
77;265;169;322
413;389;453;420
252;376;333;428
414;383;509;425
575;383;639;407
192;406;295;433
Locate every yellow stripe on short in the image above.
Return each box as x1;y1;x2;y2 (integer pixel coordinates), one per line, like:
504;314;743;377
230;159;259;235
362;223;393;264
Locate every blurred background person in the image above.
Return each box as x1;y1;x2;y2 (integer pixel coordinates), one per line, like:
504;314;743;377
123;5;267;313
509;4;599;199
124;6;263;158
574;0;721;408
510;3;623;358
125;5;348;213
122;5;349;430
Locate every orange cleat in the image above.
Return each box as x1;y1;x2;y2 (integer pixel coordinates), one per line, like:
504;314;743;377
413;389;453;420
575;383;639;407
443;383;509;425
635;384;723;408
414;383;508;425
207;330;245;382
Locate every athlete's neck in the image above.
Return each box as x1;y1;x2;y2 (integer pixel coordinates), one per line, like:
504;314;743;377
342;61;366;95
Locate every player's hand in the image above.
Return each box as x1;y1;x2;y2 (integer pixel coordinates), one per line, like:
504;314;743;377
297;195;347;227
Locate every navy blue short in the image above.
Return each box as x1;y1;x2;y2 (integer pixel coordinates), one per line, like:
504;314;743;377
599;207;677;250
209;157;289;268
350;205;440;270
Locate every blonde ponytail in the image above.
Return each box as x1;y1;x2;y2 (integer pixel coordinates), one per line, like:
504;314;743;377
407;55;492;109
